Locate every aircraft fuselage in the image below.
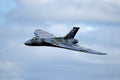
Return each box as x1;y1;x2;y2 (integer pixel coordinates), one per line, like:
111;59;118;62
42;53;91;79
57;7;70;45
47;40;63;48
25;37;78;47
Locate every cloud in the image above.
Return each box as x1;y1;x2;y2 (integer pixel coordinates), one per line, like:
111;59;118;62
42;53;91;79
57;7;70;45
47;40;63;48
47;24;70;36
0;61;23;80
79;26;96;33
6;0;120;24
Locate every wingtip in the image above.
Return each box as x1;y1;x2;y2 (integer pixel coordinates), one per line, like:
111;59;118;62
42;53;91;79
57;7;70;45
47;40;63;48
103;53;107;55
98;53;107;55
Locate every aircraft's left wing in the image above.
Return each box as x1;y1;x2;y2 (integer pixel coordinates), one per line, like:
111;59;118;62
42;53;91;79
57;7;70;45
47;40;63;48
45;39;107;55
34;29;55;38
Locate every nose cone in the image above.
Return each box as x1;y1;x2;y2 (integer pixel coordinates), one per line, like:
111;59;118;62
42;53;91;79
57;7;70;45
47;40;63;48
24;40;31;45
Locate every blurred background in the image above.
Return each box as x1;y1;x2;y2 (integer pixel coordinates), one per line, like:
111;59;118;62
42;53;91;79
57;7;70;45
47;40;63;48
0;0;120;80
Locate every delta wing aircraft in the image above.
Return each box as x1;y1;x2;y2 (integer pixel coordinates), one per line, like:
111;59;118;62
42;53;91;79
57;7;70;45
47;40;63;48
25;27;107;55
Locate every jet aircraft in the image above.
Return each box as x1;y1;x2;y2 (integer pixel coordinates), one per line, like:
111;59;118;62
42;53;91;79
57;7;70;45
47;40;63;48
25;27;107;55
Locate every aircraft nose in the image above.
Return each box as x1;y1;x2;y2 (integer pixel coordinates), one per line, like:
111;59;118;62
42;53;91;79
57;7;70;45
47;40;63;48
24;40;31;45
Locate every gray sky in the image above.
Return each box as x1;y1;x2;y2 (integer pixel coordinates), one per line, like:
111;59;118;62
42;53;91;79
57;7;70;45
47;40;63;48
0;0;120;80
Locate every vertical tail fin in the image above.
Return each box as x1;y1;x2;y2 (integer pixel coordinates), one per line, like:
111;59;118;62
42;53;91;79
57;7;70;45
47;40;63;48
64;27;79;39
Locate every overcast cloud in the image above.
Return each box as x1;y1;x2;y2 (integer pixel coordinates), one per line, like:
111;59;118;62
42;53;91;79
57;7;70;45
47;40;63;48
0;0;120;80
7;0;120;24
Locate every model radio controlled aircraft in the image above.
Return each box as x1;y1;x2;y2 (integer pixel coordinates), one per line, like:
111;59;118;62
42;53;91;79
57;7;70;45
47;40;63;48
25;27;107;55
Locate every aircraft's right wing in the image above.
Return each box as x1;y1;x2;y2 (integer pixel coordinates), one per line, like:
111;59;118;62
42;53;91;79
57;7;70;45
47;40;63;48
45;39;107;55
58;43;107;55
34;29;55;38
74;44;107;55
